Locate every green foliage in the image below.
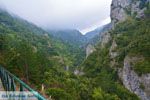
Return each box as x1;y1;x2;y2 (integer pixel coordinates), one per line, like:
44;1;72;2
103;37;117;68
125;7;132;15
43;68;93;100
134;59;150;76
81;46;139;100
145;2;150;17
79;9;150;99
48;30;87;47
139;83;145;90
0;10;81;88
0;10;88;99
92;87;120;100
46;88;73;100
112;17;150;73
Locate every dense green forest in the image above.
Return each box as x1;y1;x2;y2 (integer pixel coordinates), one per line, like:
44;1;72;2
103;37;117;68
48;29;86;67
0;3;150;100
0;10;84;87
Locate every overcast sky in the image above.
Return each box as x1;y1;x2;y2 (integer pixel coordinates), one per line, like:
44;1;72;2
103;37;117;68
0;0;112;34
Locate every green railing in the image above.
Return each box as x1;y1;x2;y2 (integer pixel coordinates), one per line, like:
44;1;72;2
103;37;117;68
0;65;46;100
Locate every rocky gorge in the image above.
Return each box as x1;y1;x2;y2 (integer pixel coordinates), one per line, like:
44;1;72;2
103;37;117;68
98;0;150;99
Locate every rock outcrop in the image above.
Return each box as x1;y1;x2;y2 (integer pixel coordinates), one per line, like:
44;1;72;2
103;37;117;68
118;56;150;100
111;0;150;26
99;0;150;99
100;32;111;48
109;40;118;59
86;44;96;58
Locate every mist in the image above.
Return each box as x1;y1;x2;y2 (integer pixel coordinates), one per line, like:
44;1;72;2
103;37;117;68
0;0;112;34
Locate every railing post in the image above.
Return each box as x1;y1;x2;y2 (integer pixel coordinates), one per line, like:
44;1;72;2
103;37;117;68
0;66;46;100
7;75;11;91
6;74;10;91
0;68;4;89
20;84;25;100
20;83;23;91
11;78;15;91
3;70;7;90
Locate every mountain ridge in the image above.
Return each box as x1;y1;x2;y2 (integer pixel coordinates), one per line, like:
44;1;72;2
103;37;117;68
81;0;150;100
0;0;150;99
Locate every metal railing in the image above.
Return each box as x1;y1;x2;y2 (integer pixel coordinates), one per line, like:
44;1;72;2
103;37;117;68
0;65;46;100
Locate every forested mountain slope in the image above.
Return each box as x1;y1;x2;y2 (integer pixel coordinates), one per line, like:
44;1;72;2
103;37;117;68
48;30;87;47
81;0;150;100
0;9;84;88
0;8;140;100
0;0;150;99
85;23;112;45
47;29;86;66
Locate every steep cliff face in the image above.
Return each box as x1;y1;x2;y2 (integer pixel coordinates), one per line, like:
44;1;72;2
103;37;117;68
111;0;150;26
119;56;150;100
100;0;150;100
111;0;130;25
111;19;150;99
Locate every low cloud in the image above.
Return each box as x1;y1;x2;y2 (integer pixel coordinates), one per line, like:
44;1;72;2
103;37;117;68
0;0;112;33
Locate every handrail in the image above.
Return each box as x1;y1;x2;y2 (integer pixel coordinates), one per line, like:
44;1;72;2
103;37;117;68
0;65;46;100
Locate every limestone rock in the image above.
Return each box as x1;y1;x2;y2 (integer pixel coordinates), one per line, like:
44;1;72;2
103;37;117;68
118;56;150;100
109;40;118;59
111;0;150;26
101;32;111;48
86;44;96;58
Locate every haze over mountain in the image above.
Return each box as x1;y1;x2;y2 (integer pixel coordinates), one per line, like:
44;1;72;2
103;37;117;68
0;0;112;34
85;23;112;45
0;0;150;100
48;29;87;46
85;23;112;40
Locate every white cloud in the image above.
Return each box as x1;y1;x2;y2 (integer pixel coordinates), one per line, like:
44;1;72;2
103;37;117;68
0;0;112;33
81;17;111;34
